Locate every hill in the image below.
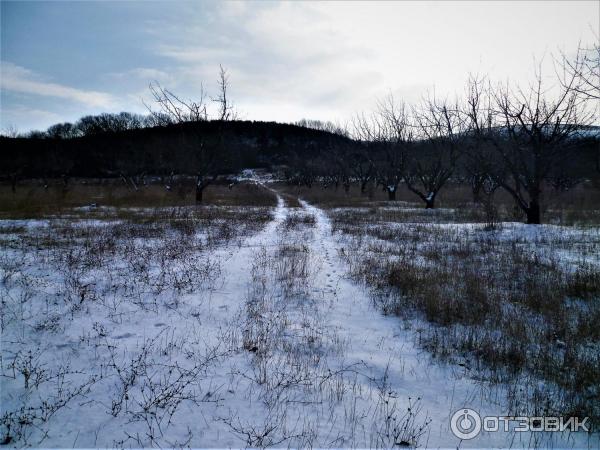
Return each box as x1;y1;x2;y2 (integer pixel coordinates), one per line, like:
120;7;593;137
0;120;352;179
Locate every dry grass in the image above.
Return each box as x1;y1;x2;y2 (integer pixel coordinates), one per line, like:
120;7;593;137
282;210;316;231
332;206;600;426
276;180;600;225
0;203;273;446
0;178;277;219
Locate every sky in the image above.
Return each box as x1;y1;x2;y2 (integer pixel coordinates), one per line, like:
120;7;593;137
1;0;598;132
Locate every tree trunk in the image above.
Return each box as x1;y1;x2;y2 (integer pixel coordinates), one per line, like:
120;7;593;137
196;175;204;204
62;175;69;191
360;180;368;194
471;175;484;204
472;184;482;204
425;193;435;209
525;200;541;224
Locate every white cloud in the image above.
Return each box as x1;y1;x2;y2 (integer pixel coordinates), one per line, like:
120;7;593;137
0;104;63;132
148;1;598;123
3;1;597;130
1;61;115;108
108;67;173;84
149;2;383;122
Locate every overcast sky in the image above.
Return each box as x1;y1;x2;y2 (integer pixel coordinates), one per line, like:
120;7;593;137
1;1;598;132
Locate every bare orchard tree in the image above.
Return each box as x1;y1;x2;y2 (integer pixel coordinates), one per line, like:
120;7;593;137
352;96;411;201
348;149;374;194
189;140;217;203
462;75;498;203
319;122;361;194
352;113;394;199
1;126;22;192
465;70;593;224
407;97;464;209
146;67;235;203
286;152;318;188
147;82;211;202
322;144;353;194
495;78;592;223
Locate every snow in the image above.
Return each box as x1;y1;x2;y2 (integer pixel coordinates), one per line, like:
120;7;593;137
1;192;597;448
235;168;276;183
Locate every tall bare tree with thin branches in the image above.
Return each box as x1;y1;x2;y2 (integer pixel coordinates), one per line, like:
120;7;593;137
145;66;237;203
146;82;208;124
465;68;594;224
214;65;238;121
406;96;464;208
352;95;412;200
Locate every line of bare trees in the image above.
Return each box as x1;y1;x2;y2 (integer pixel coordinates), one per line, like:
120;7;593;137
290;45;599;224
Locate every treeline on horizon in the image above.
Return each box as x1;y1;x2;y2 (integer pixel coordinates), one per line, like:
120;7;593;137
1;50;600;224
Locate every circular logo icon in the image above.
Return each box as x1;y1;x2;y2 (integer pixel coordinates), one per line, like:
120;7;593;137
450;408;482;440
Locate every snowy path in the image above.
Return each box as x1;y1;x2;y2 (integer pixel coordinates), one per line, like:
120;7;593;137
192;192;594;448
296;200;504;448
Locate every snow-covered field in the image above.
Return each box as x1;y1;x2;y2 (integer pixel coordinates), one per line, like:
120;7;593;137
1;187;598;448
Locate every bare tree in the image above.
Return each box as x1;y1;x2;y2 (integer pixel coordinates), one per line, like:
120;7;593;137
286;153;319;188
296;118;348;136
146;82;208;124
406;97;463;208
1;125;20;138
558;41;600;174
348;150;374;194
0;126;22;192
321;145;353;194
465;69;593;224
47;122;77;139
213;65;238;121
146;69;232;203
191;141;218;203
352;96;411;201
461;75;497;203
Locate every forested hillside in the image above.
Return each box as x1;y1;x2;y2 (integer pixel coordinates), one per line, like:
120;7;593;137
0;120;351;178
